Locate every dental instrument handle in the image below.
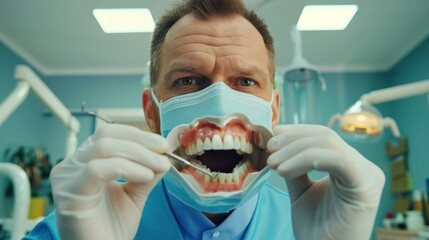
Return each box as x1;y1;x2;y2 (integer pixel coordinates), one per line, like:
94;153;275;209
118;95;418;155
81;101;115;124
164;152;214;179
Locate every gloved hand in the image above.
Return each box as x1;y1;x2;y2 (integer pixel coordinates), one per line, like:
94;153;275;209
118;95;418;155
267;125;385;240
50;124;171;240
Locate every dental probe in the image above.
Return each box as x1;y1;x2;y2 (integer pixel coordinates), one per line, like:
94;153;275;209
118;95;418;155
164;152;215;180
81;102;215;180
81;101;115;124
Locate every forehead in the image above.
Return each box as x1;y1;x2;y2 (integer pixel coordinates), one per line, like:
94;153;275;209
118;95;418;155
159;14;269;74
165;14;264;44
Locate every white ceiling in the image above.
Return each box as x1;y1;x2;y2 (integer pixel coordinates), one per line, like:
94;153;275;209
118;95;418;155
0;0;428;76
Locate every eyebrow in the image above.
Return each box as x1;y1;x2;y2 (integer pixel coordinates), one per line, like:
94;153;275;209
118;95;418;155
164;65;198;83
163;63;269;84
235;65;269;81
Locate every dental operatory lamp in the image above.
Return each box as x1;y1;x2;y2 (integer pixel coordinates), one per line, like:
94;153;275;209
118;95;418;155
283;25;326;124
0;65;80;239
328;79;429;139
284;25;326;90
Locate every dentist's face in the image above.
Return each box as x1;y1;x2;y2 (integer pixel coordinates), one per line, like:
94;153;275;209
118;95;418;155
144;14;279;133
143;13;280;193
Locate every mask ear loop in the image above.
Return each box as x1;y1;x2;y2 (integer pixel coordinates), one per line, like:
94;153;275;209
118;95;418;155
268;90;275;131
150;89;166;136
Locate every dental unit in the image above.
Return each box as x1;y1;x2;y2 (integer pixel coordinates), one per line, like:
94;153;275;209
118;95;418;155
0;65;80;240
328;79;429;138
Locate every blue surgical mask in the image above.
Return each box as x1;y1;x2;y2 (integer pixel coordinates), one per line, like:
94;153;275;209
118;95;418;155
151;82;274;213
151;82;274;137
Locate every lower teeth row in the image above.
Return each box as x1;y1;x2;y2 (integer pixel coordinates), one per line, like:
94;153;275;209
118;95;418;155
189;159;252;184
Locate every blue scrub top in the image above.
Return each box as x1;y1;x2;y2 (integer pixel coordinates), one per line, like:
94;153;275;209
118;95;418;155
24;181;295;239
167;189;259;239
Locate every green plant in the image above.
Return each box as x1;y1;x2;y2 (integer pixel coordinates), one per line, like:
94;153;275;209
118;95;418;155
4;146;52;197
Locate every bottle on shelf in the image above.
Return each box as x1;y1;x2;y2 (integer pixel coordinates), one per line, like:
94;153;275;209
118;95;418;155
405;210;425;231
395;212;406;229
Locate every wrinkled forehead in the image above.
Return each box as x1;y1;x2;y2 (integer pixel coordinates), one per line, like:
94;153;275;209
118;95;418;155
159;14;270;81
166;14;265;42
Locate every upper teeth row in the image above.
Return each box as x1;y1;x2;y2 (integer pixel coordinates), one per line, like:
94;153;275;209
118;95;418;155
185;134;253;156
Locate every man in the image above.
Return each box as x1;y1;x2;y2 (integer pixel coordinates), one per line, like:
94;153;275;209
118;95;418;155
25;0;385;239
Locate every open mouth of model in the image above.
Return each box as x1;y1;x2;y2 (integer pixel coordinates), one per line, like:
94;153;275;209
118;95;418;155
168;115;270;194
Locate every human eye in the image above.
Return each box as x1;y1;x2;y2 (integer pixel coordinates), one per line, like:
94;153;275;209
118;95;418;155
170;76;207;94
230;77;266;95
174;77;199;86
237;78;256;87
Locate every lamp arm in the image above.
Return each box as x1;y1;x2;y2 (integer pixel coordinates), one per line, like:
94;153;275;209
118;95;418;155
383;117;401;138
360;79;429;105
0;81;30;125
318;73;327;91
291;24;304;63
1;65;80;157
14;65;80;134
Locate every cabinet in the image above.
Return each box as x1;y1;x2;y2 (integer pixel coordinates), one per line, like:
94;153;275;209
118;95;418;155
377;228;425;240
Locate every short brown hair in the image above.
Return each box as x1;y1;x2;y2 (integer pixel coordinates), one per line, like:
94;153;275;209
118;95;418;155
149;0;275;87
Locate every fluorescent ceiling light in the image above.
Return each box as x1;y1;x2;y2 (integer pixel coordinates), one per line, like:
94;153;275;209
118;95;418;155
297;5;358;31
93;8;155;33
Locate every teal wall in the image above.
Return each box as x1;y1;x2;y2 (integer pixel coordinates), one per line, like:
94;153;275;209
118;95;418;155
387;37;429;192
41;74;144;162
1;35;428;237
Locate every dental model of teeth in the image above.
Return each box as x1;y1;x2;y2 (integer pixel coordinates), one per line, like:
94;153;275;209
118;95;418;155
177;119;263;193
181;159;255;193
184;134;254;156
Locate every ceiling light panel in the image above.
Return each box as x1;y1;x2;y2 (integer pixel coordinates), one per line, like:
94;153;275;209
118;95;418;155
93;8;155;33
297;5;358;31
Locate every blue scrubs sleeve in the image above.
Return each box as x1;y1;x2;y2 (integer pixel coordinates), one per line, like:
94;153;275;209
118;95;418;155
23;181;180;240
23;211;60;240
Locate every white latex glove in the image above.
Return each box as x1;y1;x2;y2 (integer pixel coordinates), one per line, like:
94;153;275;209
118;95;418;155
50;124;171;240
267;125;385;240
